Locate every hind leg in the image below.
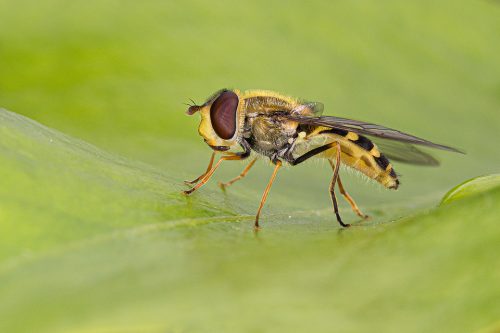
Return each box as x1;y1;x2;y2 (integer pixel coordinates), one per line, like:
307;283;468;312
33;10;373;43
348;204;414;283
328;143;350;227
328;160;368;219
289;141;350;228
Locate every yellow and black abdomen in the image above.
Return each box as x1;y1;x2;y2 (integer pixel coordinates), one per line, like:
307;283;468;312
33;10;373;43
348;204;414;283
310;126;399;189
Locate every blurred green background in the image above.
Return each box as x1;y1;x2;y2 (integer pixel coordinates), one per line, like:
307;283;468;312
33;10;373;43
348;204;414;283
0;1;499;332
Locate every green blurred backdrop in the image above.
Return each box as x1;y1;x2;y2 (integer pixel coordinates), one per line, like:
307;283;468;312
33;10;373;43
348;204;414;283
0;1;499;332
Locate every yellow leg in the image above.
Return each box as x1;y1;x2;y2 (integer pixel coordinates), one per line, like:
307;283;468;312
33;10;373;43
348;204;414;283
254;160;282;230
183;153;247;195
184;152;216;185
218;157;257;190
338;176;368;219
328;160;368;219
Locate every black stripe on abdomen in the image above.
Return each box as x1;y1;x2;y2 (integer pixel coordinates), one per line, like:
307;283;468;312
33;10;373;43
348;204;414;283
389;168;397;178
319;128;395;173
374;154;390;170
319;128;349;137
351;135;374;151
320;129;375;151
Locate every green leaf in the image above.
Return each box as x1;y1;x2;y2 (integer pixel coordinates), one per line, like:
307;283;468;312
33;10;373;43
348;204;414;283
0;109;235;262
441;174;500;205
1;1;500;332
0;110;499;333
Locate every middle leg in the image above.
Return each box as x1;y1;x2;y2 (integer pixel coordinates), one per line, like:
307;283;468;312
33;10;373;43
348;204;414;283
218;157;258;190
254;160;282;230
183;153;248;195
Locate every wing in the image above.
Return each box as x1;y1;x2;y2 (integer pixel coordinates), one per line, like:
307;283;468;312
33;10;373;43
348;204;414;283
372;140;439;166
291;101;324;116
285;114;464;166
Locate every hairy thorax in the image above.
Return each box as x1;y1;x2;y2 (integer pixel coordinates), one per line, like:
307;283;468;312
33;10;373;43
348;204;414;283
243;115;298;161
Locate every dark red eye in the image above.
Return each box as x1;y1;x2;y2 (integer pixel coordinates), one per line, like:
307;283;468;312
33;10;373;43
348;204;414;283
210;90;238;140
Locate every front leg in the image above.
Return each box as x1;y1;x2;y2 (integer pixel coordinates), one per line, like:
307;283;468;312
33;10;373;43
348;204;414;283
184;151;216;185
183;142;251;195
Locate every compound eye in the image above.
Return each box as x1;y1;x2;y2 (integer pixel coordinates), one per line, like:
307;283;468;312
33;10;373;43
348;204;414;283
210;91;239;140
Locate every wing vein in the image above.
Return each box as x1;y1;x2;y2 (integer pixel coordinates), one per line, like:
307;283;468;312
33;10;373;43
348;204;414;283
287;115;463;153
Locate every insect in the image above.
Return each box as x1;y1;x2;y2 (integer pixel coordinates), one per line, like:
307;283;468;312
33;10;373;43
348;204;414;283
183;89;462;229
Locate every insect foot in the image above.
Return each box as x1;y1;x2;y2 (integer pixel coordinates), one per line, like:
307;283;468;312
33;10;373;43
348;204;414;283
182;188;195;195
217;181;228;191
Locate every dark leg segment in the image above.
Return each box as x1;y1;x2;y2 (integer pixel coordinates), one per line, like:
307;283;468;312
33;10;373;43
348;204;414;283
329;142;350;227
254;160;282;230
289;141;351;227
289;142;337;166
328;160;368;219
218;157;257;190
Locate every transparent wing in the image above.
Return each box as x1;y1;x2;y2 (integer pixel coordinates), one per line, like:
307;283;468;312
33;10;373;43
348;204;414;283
285;114;464;166
291;102;324;116
372;140;439;166
287;115;462;152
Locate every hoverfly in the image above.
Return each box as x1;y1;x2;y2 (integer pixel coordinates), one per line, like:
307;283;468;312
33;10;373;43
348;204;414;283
183;89;462;229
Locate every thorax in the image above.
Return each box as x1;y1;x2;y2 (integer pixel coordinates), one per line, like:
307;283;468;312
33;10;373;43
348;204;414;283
242;113;298;162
